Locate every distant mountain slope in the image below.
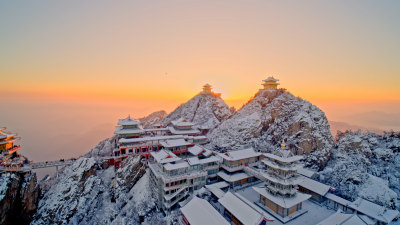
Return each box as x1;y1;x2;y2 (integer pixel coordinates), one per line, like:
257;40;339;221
209;88;334;169
139;110;167;128
329;121;384;136
161;92;233;129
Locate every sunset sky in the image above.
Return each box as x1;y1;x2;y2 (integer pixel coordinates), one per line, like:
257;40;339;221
1;1;399;103
1;1;400;162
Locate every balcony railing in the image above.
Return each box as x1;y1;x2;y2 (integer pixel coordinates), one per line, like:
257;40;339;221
266;184;297;196
221;161;259;172
163;191;189;209
164;186;187;201
164;181;189;192
149;163;207;183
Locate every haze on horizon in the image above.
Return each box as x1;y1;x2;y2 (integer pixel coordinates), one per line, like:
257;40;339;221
1;1;400;163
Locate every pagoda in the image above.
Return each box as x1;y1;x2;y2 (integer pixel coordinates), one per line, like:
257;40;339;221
202;83;212;93
262;77;280;89
253;140;311;220
114;115;144;139
0;127;21;155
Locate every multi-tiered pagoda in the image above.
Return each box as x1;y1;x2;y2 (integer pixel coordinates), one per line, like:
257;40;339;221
254;141;311;220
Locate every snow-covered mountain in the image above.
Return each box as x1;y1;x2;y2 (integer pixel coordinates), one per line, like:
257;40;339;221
161;92;233;129
208;88;334;169
320;130;400;209
139;110;167;128
31;156;177;225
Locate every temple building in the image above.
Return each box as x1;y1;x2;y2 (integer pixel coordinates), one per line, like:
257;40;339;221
253;141;311;222
0;127;20;155
113;116;207;158
217;148;261;188
262;77;280;89
202;83;212;93
114;115;144;139
168;118;200;136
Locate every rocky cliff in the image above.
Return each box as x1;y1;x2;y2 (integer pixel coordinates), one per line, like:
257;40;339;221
0;172;40;225
139;110;167;128
320;130;400;209
161;92;233;129
208;88;334;169
31;156;169;225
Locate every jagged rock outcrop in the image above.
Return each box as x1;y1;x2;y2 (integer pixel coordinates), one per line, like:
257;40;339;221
32;156;153;225
85;136;116;158
161;92;233;129
139;110;167;128
0;172;40;225
209;89;334;169
320;130;400;209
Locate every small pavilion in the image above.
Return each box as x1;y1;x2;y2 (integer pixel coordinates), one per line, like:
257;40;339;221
202;84;212;93
262;77;280;89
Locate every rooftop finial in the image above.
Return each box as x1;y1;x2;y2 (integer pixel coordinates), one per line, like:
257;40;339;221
281;140;286;151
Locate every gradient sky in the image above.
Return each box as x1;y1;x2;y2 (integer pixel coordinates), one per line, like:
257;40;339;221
1;1;400;163
1;0;399;103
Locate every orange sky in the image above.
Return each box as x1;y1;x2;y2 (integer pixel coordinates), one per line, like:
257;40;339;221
1;0;400;116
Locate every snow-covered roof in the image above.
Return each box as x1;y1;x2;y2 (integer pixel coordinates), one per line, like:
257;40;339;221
263;172;303;186
263;152;303;163
118;116;140;126
205;182;229;198
119;135;184;144
163;161;189;171
298;176;335;196
191;135;207;140
218;148;261;161
171;118;195;127
143;127;169;132
263;159;303;171
253;186;311;209
325;193;351;206
168;126;200;135
181;196;230;225
114;126;144;135
317;210;371;225
217;171;251;182
160;139;191;148
198;124;211;130
0;130;17;139
150;150;180;164
207;186;226;199
186;156;220;166
188;145;203;155
218;192;274;225
0;140;16;145
298;167;317;178
188;145;213;157
263;76;279;82
205;181;229;189
348;198;399;223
